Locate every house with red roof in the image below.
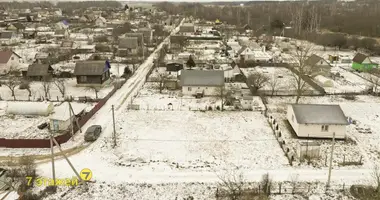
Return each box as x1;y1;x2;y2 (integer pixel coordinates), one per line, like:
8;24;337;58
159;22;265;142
0;50;22;74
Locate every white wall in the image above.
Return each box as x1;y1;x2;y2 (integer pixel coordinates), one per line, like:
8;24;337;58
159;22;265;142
298;124;346;139
287;105;346;139
241;99;252;110
0;53;21;74
182;86;219;96
49;119;71;131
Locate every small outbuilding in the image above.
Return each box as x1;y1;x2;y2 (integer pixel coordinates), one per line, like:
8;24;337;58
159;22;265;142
26;64;54;81
287;104;348;139
6;102;54;116
49;102;87;131
74;61;111;86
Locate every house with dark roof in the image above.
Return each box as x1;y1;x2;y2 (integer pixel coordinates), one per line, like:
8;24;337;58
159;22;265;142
180;70;224;97
179;23;195;34
26;64;54;81
352;53;378;71
305;54;332;77
118;37;140;56
166;60;183;76
124;32;144;46
287;104;348;139
0;50;21;75
74;61;110;86
170;35;187;50
61;40;74;48
0;31;18;45
54;29;69;39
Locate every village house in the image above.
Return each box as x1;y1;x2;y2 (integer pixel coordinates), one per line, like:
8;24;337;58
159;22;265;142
74;61;111;86
7;23;25;33
170;35;187;50
180;70;224;97
240;95;253;110
138;27;154;45
352;53;378;71
124;32;144;46
26;64;54;81
0;31;18;45
0;50;22;74
61;40;74;49
179;23;195;35
54;29;69;39
34;52;50;64
49;102;87;132
166;60;183;76
287;104;349;139
305;54;332;77
118;37;139;56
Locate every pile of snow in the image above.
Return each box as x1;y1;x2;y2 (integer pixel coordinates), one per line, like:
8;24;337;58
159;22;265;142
315;75;335;87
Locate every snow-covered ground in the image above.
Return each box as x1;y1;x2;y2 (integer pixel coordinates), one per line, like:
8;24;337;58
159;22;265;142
314;66;372;94
133;83;223;111
0;78;114;101
266;95;380;168
241;67;317;95
0;102;95;140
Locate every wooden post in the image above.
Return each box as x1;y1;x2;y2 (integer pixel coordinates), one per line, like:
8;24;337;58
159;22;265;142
326;132;336;190
279;183;281;194
343;155;345;165
359;156;363;164
50;132;56;185
112;105;117;148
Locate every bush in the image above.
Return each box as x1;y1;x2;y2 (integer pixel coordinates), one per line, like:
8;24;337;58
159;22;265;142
208;106;212;110
216;105;220;110
343;94;356;100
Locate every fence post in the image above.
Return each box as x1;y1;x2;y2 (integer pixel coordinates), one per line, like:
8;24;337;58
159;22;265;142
279;183;281;194
258;185;261;194
343;183;345;191
325;155;327;166
359;156;363;164
343;155;345;165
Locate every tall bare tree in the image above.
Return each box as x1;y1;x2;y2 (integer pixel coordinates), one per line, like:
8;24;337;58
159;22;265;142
1;76;21;100
371;164;380;193
246;72;270;95
367;68;380;94
154;72;169;94
53;78;67;98
268;76;280;97
214;86;234;111
290;44;314;104
41;76;52;99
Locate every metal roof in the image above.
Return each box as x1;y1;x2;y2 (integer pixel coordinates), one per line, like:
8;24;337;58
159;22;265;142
119;37;138;49
74;61;108;76
180;70;224;87
27;64;52;76
352;53;369;64
291;104;348;125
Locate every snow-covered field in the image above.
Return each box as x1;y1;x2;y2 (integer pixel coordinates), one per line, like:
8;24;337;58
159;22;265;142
241;67;317;95
266;95;380;168
113;110;289;170
132;83;223;111
315;66;372;94
0;78;114;101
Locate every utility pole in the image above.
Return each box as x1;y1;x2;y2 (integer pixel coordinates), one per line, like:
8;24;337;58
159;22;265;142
51;137;83;182
326;132;336;190
50;130;56;185
112;105;117;147
69;102;81;133
69;102;74;140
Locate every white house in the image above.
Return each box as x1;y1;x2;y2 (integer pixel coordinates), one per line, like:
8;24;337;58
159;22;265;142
49;102;87;132
287;104;349;139
0;50;22;74
180;70;224;96
240;96;253;110
237;46;255;60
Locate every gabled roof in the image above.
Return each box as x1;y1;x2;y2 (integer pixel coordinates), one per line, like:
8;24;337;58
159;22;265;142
237;46;248;55
291;104;348;125
119;37;138;49
74;61;108;76
180;70;224;87
305;54;325;66
0;50;20;63
55;29;66;35
27;64;53;76
61;40;73;48
13;23;25;30
352;53;369;64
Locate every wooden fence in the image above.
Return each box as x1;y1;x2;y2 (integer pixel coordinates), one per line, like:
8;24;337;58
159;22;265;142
0;80;126;148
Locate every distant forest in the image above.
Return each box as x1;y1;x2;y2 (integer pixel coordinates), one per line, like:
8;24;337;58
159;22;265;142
0;1;121;10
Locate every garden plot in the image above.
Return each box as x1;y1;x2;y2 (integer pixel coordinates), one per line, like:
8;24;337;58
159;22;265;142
132;83;222;111
241;67;317;95
113;111;289;171
317;66;372;94
0;78;114;101
265;96;380;168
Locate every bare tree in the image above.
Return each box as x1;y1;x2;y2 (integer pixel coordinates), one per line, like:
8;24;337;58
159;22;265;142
268;76;279;97
53;78;67;98
216;167;245;200
41;76;52;99
290;44;314;104
289;173;299;194
1;76;21;100
367;69;380;95
214;86;234;111
371;164;380;193
153;72;168;93
86;86;100;99
260;173;273;196
246;72;270;94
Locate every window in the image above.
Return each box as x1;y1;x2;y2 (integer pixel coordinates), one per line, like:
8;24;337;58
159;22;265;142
11;57;14;60
321;125;329;132
80;76;87;82
198;87;200;89
188;87;192;91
